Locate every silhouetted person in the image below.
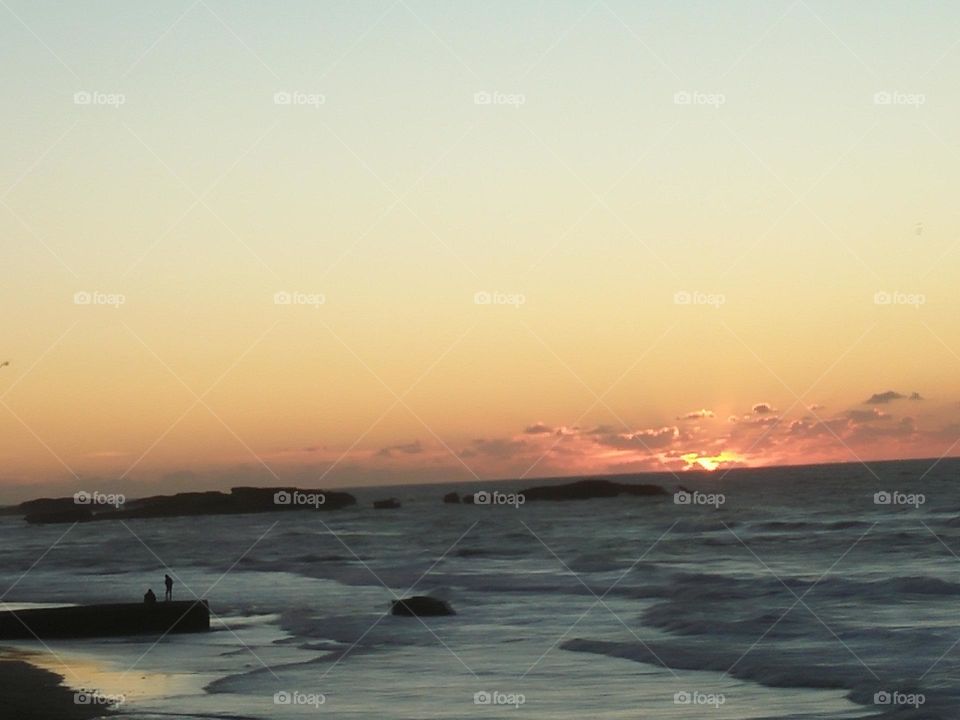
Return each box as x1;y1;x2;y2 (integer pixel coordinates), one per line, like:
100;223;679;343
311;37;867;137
164;574;173;601
144;588;157;605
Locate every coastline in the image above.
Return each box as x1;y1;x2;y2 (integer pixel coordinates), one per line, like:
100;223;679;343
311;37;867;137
0;656;112;720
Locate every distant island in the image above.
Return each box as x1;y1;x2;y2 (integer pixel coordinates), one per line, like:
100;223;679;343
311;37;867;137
6;478;676;525
16;487;356;525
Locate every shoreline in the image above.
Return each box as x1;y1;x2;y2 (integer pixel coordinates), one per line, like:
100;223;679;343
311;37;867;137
0;656;113;720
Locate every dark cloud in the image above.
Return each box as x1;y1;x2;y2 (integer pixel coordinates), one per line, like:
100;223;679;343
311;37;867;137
375;440;424;458
752;403;775;415
468;438;528;458
910;392;924;401
849;417;916;441
523;422;553;435
678;409;715;420
866;391;906;404
786;417;851;439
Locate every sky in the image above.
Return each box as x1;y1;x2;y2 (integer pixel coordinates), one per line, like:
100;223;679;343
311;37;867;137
1;0;960;501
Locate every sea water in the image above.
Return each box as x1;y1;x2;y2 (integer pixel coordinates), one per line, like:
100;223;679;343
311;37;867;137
1;458;958;719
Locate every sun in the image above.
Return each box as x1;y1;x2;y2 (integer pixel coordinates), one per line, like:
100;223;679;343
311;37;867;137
681;451;743;471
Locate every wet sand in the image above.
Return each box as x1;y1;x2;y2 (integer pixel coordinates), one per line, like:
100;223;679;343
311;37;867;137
0;658;112;719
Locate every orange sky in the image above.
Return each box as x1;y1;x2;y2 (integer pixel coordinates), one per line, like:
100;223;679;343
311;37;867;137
2;1;959;501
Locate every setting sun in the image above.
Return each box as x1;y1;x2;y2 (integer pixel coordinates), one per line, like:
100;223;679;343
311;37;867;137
681;451;744;472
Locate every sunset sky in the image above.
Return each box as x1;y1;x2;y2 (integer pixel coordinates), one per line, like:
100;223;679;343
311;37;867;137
2;1;960;501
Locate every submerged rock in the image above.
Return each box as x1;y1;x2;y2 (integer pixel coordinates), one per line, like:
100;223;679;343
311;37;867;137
391;596;455;617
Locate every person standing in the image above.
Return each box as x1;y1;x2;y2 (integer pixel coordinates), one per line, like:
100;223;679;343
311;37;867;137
164;574;173;601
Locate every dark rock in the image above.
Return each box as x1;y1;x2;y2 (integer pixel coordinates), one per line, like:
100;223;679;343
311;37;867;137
21;498;94;525
391;596;455;617
442;492;461;504
519;478;667;501
24;507;93;525
373;498;401;509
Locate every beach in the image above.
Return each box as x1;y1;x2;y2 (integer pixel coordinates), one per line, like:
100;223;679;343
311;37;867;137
0;657;111;720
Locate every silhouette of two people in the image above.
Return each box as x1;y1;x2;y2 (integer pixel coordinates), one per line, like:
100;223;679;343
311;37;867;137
144;574;174;605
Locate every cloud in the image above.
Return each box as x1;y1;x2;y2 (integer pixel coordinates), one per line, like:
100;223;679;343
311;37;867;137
910;392;924;401
375;440;424;458
731;413;782;430
845;408;889;423
865;391;906;404
585;424;619;436
678;409;715;420
849;416;916;441
787;417;849;439
467;438;528;458
752;403;775;415
523;422;553;435
594;426;680;450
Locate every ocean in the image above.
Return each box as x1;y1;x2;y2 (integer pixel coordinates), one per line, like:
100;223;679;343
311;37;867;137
1;458;959;719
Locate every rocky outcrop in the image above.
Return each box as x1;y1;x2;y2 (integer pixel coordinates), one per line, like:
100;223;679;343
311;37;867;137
391;596;455;617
